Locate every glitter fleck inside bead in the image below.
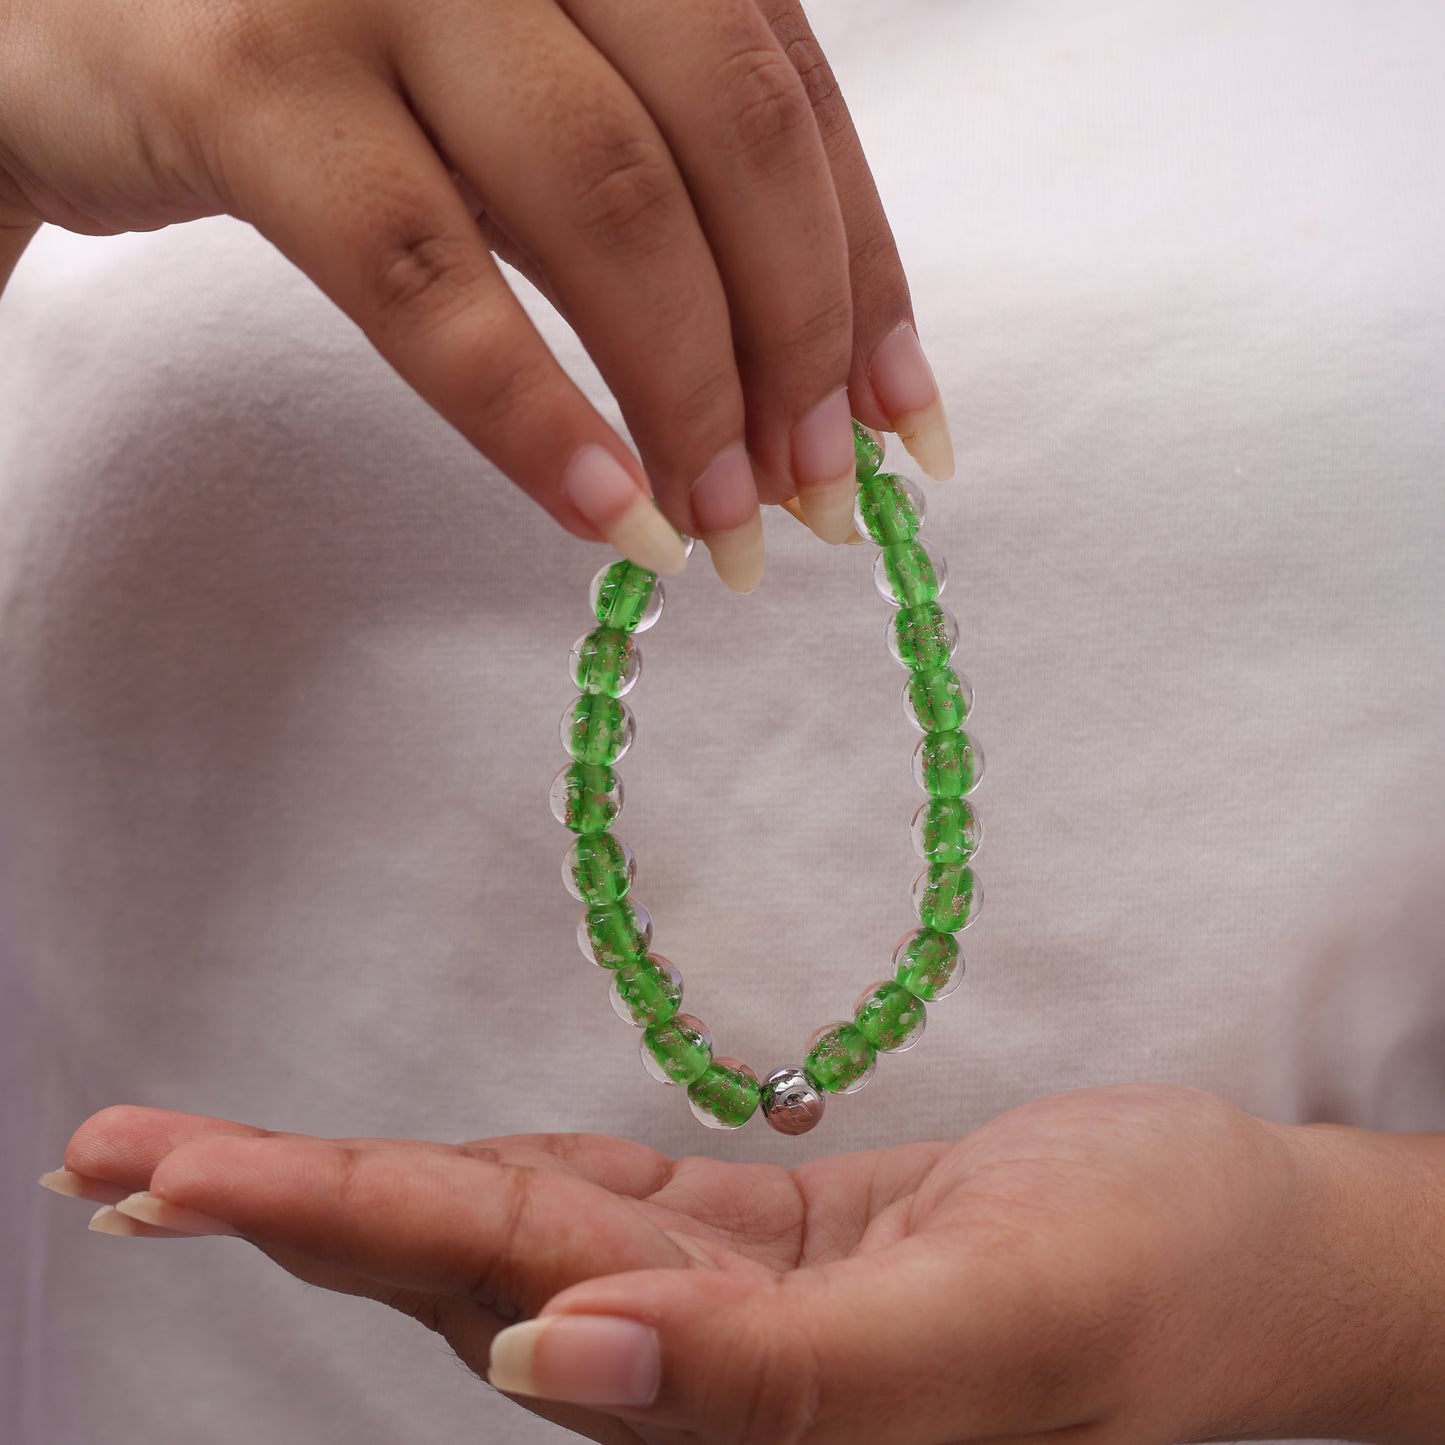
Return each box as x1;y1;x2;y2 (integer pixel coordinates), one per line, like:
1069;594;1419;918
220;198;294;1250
911;797;982;864
609;954;683;1028
687;1056;761;1129
887;602;959;672
578;901;652;968
855;472;926;546
590;561;664;634
562;832;635;905
561;694;635;767
912;730;983;798
549;762;623;834
853;979;927;1053
760;1067;826;1134
641;1012;712;1086
893;928;963;1002
874;539;945;609
803;1022;877;1095
912;863;982;933
570;627;641;698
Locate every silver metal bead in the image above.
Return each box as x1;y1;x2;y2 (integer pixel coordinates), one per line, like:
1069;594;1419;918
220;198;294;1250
760;1067;826;1135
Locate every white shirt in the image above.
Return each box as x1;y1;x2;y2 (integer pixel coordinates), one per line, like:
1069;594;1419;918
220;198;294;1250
3;2;1443;1441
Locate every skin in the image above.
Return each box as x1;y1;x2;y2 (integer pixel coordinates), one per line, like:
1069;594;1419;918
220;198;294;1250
0;0;924;560
58;1083;1445;1445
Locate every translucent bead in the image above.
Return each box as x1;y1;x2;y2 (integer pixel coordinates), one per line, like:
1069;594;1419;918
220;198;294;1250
910;797;982;864
893;928;963;1002
853;420;884;480
641;1012;712;1086
687;1056;761;1129
680;534;696;559
873;540;945;609
887;602;959;672
803;1022;876;1095
561;694;635;767
760;1067;826;1134
569;627;641;698
902;666;972;733
590;561;664;634
854;473;926;547
912;863;982;933
549;761;624;834
578;901;653;968
562;832;635;905
609;953;683;1028
912;730;983;798
853;979;927;1053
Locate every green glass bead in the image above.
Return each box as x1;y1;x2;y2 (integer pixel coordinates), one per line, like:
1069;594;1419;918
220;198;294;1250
855;472;924;545
590;561;660;634
570;627;639;698
852;421;884;480
609;953;682;1028
578;901;652;968
562;832;634;905
912;862;980;932
687;1057;761;1129
888;603;958;672
892;928;962;1001
562;694;633;767
876;539;943;608
641;1012;713;1086
904;666;970;733
853;980;928;1052
912;730;982;798
910;797;982;864
803;1022;877;1095
549;762;623;834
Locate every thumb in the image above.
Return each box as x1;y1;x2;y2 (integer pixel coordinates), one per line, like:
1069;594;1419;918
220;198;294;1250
484;1236;1078;1444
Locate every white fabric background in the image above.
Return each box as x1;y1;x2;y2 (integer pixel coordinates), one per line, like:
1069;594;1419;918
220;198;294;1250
3;1;1444;1441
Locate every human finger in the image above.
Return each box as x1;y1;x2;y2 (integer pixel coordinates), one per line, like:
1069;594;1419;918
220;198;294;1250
137;1132;702;1319
218;70;687;577
390;4;764;589
557;0;858;544
760;0;954;481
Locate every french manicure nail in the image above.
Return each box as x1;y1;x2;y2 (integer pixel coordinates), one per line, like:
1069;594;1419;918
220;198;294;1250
691;443;763;594
868;323;954;481
791;387;857;544
489;1315;661;1407
779;495;864;545
39;1169;131;1205
560;445;688;576
88;1204;194;1239
113;1191;240;1237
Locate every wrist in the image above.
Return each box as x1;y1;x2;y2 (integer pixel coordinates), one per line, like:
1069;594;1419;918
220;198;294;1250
1203;1120;1445;1445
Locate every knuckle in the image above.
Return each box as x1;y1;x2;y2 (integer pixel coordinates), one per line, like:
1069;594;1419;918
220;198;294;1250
570;129;678;256
461;1166;538;1321
715;45;815;168
714;1283;821;1445
366;220;485;333
669;364;740;436
198;0;306;83
780;32;844;137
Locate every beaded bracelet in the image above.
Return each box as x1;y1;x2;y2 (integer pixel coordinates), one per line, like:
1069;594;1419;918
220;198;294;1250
548;422;982;1134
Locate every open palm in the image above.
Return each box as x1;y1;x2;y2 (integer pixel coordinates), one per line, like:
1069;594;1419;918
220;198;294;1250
61;1083;1312;1444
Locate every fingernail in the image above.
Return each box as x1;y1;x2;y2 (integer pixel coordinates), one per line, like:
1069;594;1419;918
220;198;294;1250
779;494;864;545
112;1190;240;1237
561;445;688;576
868;323;954;480
88;1204;194;1239
488;1315;661;1408
39;1169;131;1205
691;444;763;593
791;387;857;544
